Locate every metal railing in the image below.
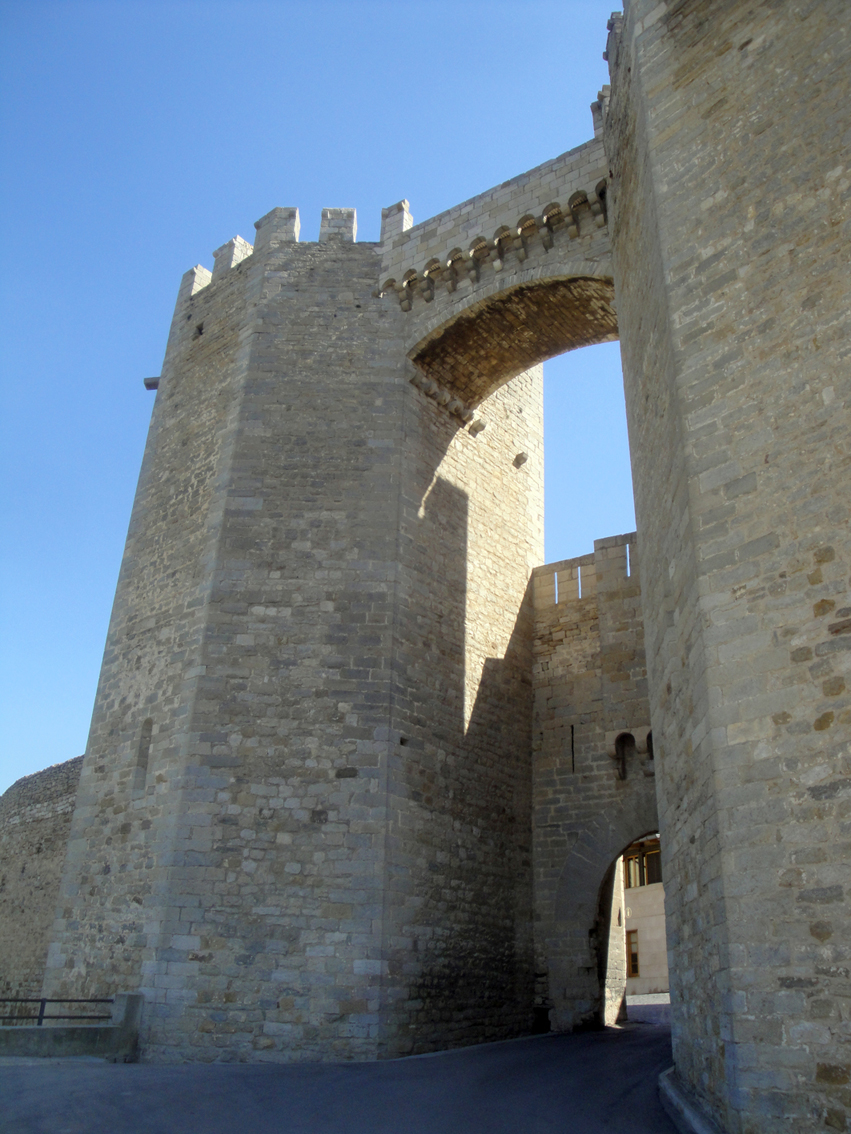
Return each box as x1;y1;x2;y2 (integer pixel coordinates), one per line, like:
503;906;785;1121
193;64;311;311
0;998;114;1026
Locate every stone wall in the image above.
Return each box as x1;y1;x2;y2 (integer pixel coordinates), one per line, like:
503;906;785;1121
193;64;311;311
20;8;849;1123
605;2;851;1129
382;138;615;410
0;757;82;1005
531;533;657;1032
604;857;628;1027
380;365;544;1054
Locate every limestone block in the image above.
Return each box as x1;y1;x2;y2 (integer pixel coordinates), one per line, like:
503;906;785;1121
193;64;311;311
253;207;300;252
380;200;412;243
211;235;253;279
319;208;357;242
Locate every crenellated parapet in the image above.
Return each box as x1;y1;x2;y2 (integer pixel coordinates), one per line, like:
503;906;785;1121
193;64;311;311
377;139;612;356
150;123;614;416
532;532;649;750
378;137;610;308
212;234;254;279
164;205;359;305
378;180;608;313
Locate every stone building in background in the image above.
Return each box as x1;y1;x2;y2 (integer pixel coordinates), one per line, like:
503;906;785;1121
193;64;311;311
1;3;848;1132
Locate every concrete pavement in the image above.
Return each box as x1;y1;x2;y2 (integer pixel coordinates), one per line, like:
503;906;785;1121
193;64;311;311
0;1022;678;1134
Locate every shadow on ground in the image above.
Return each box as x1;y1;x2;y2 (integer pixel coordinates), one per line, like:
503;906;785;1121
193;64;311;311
0;1023;677;1134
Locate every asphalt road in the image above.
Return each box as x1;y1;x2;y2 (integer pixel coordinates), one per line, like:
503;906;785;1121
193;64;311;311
0;1022;677;1134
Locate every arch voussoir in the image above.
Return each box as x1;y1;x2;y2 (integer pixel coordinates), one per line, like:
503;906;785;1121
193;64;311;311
409;273;617;407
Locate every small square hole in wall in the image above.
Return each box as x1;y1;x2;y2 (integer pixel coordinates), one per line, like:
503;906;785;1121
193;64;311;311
193;322;204;339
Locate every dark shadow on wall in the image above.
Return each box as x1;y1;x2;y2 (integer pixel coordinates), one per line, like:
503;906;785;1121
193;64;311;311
390;588;537;1053
381;424;538;1054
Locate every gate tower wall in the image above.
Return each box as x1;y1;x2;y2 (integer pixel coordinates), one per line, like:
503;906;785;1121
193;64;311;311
605;3;851;1130
42;208;545;1061
531;533;657;1033
30;6;850;1125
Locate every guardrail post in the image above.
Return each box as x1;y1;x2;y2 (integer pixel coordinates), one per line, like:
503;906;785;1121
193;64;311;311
36;999;46;1026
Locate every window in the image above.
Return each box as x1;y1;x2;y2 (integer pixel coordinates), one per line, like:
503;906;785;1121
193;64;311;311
624;851;644;889
134;718;153;790
614;732;635;781
645;848;662;885
627;930;639;977
623;836;662;888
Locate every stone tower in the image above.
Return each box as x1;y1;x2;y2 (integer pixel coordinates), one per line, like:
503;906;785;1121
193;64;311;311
41;198;559;1061
40;3;850;1131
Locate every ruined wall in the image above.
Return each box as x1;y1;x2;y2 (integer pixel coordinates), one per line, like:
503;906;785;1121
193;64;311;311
606;2;851;1130
531;533;657;1032
0;757;82;1004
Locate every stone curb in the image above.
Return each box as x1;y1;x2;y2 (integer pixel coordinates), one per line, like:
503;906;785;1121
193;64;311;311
658;1067;727;1134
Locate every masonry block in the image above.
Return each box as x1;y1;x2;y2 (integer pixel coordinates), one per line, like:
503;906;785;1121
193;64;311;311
253;206;300;252
380;200;413;243
319;208;356;242
211;235;253;278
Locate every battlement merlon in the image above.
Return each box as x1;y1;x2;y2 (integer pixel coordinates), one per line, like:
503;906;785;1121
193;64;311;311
212;235;254;279
591;85;611;140
319;207;357;242
156;263;214;381
178;264;213;301
380;200;413;243
254;206;300;252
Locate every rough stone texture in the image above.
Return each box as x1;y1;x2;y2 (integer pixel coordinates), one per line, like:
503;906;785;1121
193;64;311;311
605;2;850;1130
381;367;545;1054
8;5;845;1127
531;534;657;1033
0;757;82;1006
413;277;616;407
41;212;547;1062
382;137;614;412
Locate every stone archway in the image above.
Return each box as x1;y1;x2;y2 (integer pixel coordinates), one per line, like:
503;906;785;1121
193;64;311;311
548;802;659;1032
35;7;849;1127
411;275;617;407
391;170;654;1038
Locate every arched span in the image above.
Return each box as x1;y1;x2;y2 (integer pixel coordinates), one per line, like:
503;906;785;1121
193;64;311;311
544;789;659;1032
410;274;617;408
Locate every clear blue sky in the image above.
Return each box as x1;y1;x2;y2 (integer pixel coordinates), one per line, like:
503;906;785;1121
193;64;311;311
0;0;634;794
